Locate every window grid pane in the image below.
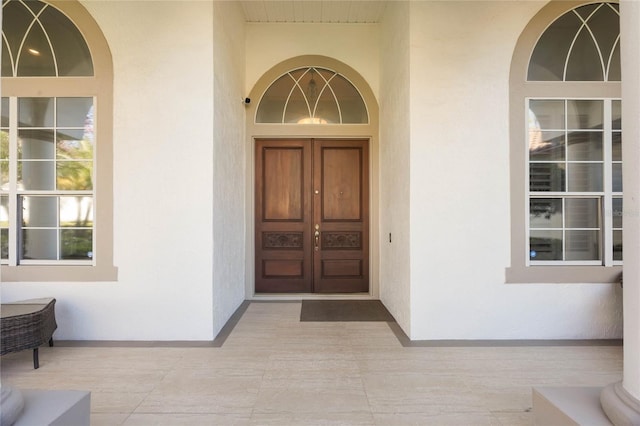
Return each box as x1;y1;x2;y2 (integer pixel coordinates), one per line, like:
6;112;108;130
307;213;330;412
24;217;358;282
7;96;95;264
19;194;93;261
528;98;618;264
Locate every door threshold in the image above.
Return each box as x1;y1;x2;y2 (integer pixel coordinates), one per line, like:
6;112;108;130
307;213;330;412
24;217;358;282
249;293;375;301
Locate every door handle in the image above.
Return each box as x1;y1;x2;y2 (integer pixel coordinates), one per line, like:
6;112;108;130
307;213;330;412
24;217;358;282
314;230;320;251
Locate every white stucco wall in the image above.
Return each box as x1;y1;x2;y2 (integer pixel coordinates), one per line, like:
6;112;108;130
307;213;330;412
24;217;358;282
245;23;379;101
212;2;247;337
1;1;217;340
379;2;412;335
1;0;625;343
408;1;623;340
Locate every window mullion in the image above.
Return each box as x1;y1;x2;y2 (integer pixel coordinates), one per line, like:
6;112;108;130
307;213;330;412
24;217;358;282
525;99;532;267
8;97;18;266
603;99;613;266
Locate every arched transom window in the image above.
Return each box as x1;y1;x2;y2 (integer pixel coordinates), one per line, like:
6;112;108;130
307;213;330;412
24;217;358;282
528;2;620;81
1;0;93;76
256;67;368;124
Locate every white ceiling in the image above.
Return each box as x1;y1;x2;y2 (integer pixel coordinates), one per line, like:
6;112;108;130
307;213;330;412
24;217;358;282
240;1;387;23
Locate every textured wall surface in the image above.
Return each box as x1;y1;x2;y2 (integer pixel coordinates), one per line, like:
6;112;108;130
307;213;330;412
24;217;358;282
245;23;380;101
212;1;248;338
1;0;625;342
408;1;622;340
379;2;412;336
2;1;217;340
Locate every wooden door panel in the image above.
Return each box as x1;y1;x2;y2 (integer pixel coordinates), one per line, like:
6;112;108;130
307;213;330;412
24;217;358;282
321;148;362;221
321;259;363;277
313;139;369;293
263;259;304;277
263;148;303;220
255;139;312;293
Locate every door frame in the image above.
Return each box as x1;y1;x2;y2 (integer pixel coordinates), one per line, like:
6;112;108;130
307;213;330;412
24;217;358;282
244;55;379;300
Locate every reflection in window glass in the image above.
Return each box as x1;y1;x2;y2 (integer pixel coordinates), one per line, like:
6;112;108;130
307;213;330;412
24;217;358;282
19;130;56;159
0;195;7;260
1;98;9;127
22;229;58;260
530;230;563;261
529;163;565;192
57;161;93;190
61;229;92;260
529;100;564;130
530;199;562;228
567;132;602;161
613;198;623;261
60;196;93;227
22;196;57;227
529;131;565;161
57;98;93;127
612;198;623;228
19;161;55;191
565;198;600;228
567;163;602;192
567;100;603;129
612;164;622;192
565;230;600;261
612;100;622;130
613;230;623;261
1;131;7;188
19;98;54;127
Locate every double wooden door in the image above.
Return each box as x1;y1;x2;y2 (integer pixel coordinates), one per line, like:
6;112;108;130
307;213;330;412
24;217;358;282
255;139;369;293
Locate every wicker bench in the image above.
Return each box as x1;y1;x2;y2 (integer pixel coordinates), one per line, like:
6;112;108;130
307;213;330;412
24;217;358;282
1;298;57;369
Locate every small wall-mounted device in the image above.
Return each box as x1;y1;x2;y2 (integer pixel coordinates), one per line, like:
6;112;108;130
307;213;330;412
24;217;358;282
244;97;251;105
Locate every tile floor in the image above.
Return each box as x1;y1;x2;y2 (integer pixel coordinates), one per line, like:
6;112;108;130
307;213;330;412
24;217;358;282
1;302;623;425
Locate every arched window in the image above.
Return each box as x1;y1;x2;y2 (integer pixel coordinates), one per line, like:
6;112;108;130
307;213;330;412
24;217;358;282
528;3;620;81
507;2;621;283
256;67;368;124
1;0;116;281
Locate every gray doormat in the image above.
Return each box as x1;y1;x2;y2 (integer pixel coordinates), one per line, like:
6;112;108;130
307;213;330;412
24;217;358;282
300;300;395;322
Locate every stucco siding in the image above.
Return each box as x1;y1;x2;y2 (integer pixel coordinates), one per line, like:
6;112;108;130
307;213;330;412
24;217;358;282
408;1;622;340
212;1;248;337
2;1;217;340
379;2;412;336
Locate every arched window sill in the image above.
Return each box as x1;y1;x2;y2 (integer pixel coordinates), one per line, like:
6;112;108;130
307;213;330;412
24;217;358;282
1;265;118;282
505;265;622;284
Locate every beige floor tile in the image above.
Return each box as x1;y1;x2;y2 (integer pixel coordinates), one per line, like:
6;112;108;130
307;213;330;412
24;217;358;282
372;411;498;426
254;377;370;413
250;411;375;425
491;410;534;426
0;302;624;425
135;374;261;413
90;412;131;426
91;391;149;413
123;413;251;425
